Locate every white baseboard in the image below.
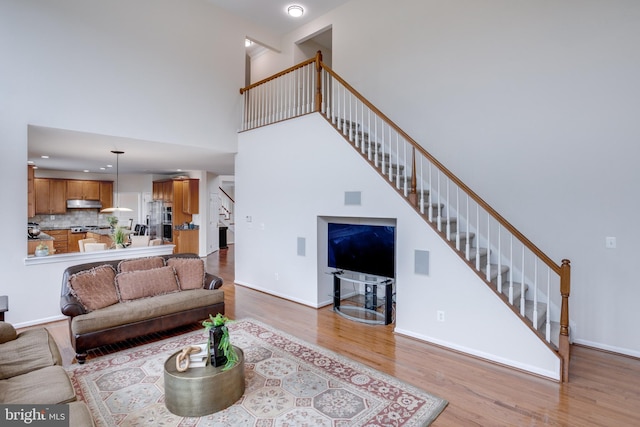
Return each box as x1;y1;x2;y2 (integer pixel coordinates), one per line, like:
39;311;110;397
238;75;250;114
572;338;640;359
13;314;66;329
234;280;320;308
394;327;561;381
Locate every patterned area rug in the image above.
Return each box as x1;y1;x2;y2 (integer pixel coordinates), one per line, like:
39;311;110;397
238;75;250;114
66;319;447;426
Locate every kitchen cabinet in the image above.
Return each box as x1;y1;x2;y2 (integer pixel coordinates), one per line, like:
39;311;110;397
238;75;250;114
163;181;173;202
34;178;67;215
47;229;69;254
27;239;54;256
67;231;86;253
99;181;113;210
173;229;198;254
86;232;114;248
152;181;163;201
67;180;100;200
182;179;199;214
27;166;35;218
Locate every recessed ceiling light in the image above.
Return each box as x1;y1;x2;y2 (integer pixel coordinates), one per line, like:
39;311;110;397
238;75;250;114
41;155;49;159
287;5;304;18
83;169;90;173
107;164;113;168
33;166;38;169
100;167;106;170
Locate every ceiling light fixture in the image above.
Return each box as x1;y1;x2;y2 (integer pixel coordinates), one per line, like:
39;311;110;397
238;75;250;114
101;150;132;213
287;5;304;17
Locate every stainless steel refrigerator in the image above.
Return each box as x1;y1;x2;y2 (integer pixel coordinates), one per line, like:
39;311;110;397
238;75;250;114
147;201;163;241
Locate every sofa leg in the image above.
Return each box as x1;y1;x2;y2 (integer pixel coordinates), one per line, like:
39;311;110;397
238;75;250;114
76;353;87;364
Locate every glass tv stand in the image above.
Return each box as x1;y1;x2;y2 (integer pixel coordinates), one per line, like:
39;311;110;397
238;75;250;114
332;272;394;325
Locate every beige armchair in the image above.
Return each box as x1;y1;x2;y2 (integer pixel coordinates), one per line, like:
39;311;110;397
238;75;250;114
129;235;150;247
84;242;107;252
78;238;97;252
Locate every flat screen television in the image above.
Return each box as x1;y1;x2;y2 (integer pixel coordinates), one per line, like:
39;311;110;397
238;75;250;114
327;222;395;278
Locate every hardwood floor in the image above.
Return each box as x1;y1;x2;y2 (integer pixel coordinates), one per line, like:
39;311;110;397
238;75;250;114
35;246;639;426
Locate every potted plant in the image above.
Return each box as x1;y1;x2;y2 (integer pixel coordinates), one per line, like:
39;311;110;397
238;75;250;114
34;242;49;257
202;313;238;370
106;216;118;230
111;226;127;249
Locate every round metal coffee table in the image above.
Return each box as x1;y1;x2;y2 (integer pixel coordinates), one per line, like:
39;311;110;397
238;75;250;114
164;346;245;417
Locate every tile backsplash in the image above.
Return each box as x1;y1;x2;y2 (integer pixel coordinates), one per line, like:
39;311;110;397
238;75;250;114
31;211;113;229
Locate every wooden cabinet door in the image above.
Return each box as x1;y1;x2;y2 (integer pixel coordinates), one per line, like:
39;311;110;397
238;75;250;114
34;178;50;214
27;166;35;218
152;181;163;201
68;180;100;200
83;181;100;199
182;179;199;214
163;181;173;202
66;180;84;199
174;229;198;254
68;231;86;253
100;181;113;209
49;179;67;213
35;178;66;214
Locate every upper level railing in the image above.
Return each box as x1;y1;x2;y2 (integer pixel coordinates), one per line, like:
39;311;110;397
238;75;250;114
240;51;571;381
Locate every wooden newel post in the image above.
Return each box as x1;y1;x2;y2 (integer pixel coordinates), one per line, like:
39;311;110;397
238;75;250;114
559;258;571;382
408;147;418;206
315;50;323;112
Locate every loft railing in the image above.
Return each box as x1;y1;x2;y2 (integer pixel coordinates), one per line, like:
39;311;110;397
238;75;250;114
218;187;234;226
240;51;571;382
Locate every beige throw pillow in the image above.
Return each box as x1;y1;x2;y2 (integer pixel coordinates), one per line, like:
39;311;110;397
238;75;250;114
68;265;118;312
115;266;179;301
167;257;205;290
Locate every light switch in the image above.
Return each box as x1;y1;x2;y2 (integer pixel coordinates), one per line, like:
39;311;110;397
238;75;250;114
605;237;616;249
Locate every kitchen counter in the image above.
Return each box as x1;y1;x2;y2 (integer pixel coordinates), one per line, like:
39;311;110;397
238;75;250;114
28;232;53;241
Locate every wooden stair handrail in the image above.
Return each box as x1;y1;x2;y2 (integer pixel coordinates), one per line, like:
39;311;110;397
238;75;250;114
321;62;563;274
239;51;571;380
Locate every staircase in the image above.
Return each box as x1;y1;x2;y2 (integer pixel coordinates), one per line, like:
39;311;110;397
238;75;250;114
339;119;558;342
239;51;571;381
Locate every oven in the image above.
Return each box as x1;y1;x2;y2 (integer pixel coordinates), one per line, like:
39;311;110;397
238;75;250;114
162;223;173;242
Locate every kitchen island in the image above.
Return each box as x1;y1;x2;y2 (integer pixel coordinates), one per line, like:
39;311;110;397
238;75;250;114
27;233;54;255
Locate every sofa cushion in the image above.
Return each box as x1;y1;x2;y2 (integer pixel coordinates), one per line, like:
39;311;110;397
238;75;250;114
0;329;60;380
0;365;76;404
115;266;179;301
68;264;118;312
167;257;205;290
0;322;17;344
118;256;165;273
71;288;224;335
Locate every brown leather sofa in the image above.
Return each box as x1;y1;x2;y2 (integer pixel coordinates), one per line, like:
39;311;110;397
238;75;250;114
0;322;95;426
60;253;224;364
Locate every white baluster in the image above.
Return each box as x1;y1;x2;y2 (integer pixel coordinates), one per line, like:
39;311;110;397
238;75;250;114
497;225;502;294
486;215;491;281
509;235;514;304
475;204;480;271
465;195;470;260
455;187;459;250
446;180;450;240
545;268;551;342
420;157;425;214
533;261;539;330
520;248;526;316
428;163;433;222
437;172;442;232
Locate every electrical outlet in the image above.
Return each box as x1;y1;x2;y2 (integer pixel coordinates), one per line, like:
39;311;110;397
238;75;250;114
437;311;445;322
605;237;616;249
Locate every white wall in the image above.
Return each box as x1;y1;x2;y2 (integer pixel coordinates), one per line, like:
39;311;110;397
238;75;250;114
250;0;640;358
236;114;560;379
0;0;276;326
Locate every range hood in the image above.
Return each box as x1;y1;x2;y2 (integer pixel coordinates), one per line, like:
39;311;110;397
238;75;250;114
66;199;102;209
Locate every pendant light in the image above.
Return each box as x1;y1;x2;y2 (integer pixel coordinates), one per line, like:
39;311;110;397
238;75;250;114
100;150;132;213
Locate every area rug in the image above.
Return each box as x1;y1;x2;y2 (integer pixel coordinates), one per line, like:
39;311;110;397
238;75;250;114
66;318;447;426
